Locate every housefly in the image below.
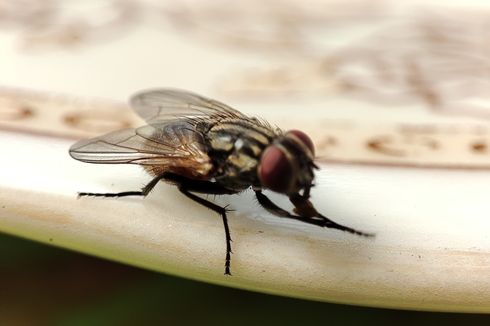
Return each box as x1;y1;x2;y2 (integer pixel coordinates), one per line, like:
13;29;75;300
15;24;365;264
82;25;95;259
70;89;374;275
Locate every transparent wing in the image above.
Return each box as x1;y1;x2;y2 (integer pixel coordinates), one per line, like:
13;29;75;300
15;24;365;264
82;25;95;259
129;88;246;124
69;121;212;176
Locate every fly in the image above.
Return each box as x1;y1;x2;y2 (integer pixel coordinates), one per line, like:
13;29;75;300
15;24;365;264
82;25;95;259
69;89;374;275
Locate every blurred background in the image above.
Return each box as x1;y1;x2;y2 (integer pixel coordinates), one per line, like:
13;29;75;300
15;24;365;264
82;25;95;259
2;0;490;324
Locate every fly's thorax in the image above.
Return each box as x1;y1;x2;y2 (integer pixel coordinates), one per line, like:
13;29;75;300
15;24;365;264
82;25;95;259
258;130;316;194
206;118;276;189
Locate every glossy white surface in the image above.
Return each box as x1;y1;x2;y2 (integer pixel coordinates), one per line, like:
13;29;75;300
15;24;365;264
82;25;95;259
2;130;490;312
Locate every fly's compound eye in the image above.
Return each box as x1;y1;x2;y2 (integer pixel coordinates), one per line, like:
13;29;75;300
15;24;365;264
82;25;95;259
258;146;293;194
286;129;315;155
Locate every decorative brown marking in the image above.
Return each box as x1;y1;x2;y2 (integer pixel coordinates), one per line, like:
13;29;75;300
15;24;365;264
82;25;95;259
0;101;34;121
3;87;490;170
366;136;406;157
471;141;487;154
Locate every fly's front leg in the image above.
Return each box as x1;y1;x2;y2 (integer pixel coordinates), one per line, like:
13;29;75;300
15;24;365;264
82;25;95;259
289;193;374;237
78;174;167;198
255;190;298;218
255;190;320;224
255;190;374;237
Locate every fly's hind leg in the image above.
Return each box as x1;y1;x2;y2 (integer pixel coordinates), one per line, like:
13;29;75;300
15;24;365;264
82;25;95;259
78;174;167;198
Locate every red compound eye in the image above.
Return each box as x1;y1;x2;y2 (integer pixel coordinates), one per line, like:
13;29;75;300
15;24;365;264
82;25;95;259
286;129;315;155
258;146;293;193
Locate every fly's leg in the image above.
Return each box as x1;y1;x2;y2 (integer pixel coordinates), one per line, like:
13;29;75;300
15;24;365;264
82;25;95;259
255;190;297;218
78;174;167;198
255;190;374;238
78;171;236;198
289;193;374;237
162;173;237;275
179;188;233;275
80;170;237;274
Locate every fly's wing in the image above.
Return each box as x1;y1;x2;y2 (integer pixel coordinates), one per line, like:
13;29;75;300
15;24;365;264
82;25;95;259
129;88;247;124
69;121;213;178
71;89;250;178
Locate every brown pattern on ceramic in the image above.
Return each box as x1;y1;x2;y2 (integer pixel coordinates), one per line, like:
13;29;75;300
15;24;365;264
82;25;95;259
0;89;139;139
1;88;490;169
0;98;34;121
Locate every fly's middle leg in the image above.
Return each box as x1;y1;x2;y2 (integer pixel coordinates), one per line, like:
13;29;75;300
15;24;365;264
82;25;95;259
178;187;233;275
162;173;238;275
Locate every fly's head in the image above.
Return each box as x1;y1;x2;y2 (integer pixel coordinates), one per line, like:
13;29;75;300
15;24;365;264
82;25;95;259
258;130;318;197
